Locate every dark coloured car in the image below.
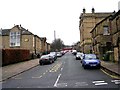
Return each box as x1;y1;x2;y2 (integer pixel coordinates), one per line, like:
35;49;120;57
81;54;101;69
39;54;54;65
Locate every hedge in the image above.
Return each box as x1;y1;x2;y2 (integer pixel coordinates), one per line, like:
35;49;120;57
2;49;30;66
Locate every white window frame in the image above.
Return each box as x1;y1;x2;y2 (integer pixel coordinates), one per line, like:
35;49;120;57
103;26;110;35
10;32;20;47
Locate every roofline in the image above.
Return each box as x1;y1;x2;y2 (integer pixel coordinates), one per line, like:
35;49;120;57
90;15;112;33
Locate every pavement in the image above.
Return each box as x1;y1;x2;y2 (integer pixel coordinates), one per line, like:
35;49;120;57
0;58;120;82
0;59;39;82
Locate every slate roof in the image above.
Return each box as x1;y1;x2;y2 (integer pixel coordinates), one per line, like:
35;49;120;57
0;29;10;36
1;25;33;36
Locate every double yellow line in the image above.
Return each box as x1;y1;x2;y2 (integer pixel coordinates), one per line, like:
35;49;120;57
101;69;120;79
49;63;62;72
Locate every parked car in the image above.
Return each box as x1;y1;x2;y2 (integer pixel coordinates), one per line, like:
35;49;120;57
49;52;57;61
72;50;77;55
81;54;101;69
57;52;62;57
39;54;54;65
76;52;84;60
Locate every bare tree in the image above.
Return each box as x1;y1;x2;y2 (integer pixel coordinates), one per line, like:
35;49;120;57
50;38;65;51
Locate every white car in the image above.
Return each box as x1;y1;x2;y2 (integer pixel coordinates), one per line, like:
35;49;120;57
72;50;77;55
76;52;84;60
57;52;62;57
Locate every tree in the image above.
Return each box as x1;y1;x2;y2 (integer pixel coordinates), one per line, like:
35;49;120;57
50;38;65;51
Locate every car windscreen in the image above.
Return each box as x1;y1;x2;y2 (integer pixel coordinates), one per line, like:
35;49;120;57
84;54;96;59
40;55;49;59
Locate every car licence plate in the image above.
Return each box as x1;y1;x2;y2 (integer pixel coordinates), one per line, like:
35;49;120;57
90;64;96;66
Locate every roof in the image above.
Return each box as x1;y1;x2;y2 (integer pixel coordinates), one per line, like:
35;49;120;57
109;10;120;20
90;10;120;33
90;15;112;33
1;25;33;36
1;29;11;36
40;37;47;41
80;12;112;19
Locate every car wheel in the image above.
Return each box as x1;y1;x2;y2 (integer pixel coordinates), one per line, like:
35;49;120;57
50;60;53;64
83;65;87;69
97;66;101;69
40;62;43;65
52;60;54;63
83;66;87;69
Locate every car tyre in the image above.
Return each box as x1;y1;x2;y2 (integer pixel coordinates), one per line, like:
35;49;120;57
40;62;43;65
50;60;53;64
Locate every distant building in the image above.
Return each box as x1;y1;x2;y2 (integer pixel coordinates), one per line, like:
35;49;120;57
40;37;47;53
79;8;112;53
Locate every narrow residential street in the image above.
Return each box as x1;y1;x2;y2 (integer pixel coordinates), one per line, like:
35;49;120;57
2;52;120;88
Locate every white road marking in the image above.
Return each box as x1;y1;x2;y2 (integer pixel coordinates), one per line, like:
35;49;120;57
111;80;120;82
95;83;108;86
75;82;88;86
32;75;42;79
92;80;108;86
61;68;63;71
57;83;67;87
111;80;120;85
92;81;105;83
12;77;22;80
54;74;61;87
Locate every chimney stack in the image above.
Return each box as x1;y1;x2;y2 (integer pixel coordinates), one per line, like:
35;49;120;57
83;8;86;13
92;8;95;13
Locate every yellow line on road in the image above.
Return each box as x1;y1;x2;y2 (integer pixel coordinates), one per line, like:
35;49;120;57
101;69;120;79
49;63;62;72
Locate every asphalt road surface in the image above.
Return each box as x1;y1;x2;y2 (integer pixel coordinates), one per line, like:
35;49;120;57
2;52;120;89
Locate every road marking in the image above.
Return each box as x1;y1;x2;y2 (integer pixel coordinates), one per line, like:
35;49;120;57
95;83;108;86
54;74;61;87
92;81;105;83
49;63;62;72
92;80;108;86
61;68;63;71
75;82;88;86
101;69;120;79
111;80;120;85
56;83;67;87
46;70;48;73
43;72;46;75
12;77;22;80
32;75;42;79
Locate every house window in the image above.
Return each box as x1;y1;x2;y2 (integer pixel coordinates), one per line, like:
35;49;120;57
103;26;110;35
10;32;20;47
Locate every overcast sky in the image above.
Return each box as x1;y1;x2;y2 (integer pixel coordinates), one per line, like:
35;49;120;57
0;0;120;45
